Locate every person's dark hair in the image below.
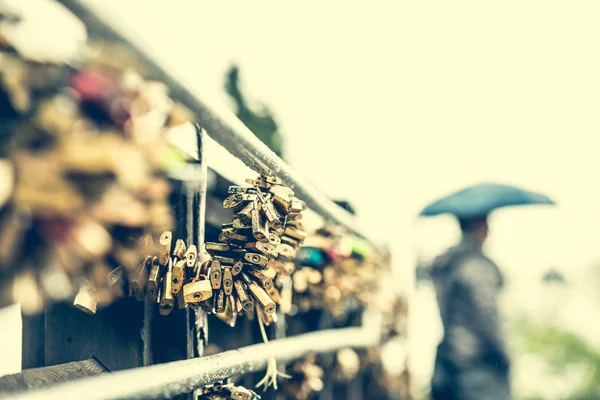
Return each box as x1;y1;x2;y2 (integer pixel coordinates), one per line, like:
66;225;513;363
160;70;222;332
458;216;487;232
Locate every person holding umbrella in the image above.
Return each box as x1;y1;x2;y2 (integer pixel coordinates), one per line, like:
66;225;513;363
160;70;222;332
420;183;555;400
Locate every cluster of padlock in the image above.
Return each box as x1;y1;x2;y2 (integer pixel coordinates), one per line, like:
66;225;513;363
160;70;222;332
111;175;308;323
291;221;397;320
196;379;261;400
0;1;195;314
197;175;307;326
281;355;324;400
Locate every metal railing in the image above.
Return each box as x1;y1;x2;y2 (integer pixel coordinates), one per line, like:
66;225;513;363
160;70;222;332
6;311;381;400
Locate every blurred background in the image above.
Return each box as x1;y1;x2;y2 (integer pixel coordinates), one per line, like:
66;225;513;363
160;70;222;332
3;1;600;399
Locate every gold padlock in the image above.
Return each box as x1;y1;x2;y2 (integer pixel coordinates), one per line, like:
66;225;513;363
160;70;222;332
159;259;174;315
231;260;244;276
246;268;273;290
222;266;233;296
159;231;172;266
147;257;161;302
210;260;222;289
234;280;253;312
241;273;275;315
185;245;197;267
171;259;186;295
182;275;212;303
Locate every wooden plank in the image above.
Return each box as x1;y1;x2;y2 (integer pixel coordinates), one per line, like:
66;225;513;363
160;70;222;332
44;298;144;372
21;312;45;369
0;358;106;394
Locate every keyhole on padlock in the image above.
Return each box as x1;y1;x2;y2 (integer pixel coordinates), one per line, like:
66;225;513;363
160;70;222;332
172;276;179;284
193;293;201;300
251;255;259;262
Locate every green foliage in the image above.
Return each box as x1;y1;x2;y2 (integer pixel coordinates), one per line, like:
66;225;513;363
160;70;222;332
224;65;284;159
517;321;600;399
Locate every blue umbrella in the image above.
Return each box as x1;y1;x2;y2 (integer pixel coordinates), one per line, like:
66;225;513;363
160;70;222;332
419;182;556;219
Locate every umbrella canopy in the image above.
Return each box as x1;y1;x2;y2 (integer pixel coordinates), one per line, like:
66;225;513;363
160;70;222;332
419;182;556;219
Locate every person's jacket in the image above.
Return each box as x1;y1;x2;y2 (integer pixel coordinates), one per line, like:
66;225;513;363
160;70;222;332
429;236;509;373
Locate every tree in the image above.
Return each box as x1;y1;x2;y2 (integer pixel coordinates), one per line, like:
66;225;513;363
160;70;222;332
224;65;284;159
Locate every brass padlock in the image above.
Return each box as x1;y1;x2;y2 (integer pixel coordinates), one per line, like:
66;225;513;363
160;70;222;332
245;178;271;189
173;238;187;260
268;233;281;246
234;280;253;312
171;259;186;295
222;266;233;296
250;208;268;242
210;260;222;289
219;230;249;244
205;242;229;254
246;268;273;290
260;175;283;185
213;255;235;265
159;231;172;266
241;273;275;315
182;275;212;303
147;257;161;302
243;241;277;258
233;217;251;230
185;245;197;267
159;259;174;315
237;202;254;225
243;253;269;268
214;289;225;313
231;260;244;276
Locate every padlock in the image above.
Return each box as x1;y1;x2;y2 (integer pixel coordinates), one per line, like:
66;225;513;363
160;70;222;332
159;259;174;315
184;244;197;267
147;257;161;302
243;253;269;268
222;266;233;296
241;273;275;315
231;260;244;276
246;268;273;290
171;259;186;295
245;178;271;189
260;175;283;185
234;280;253;312
183;275;212;303
209;260;222;289
159;231;172;266
205;242;229;254
250;208;268;242
173;238;187;260
243;241;278;258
